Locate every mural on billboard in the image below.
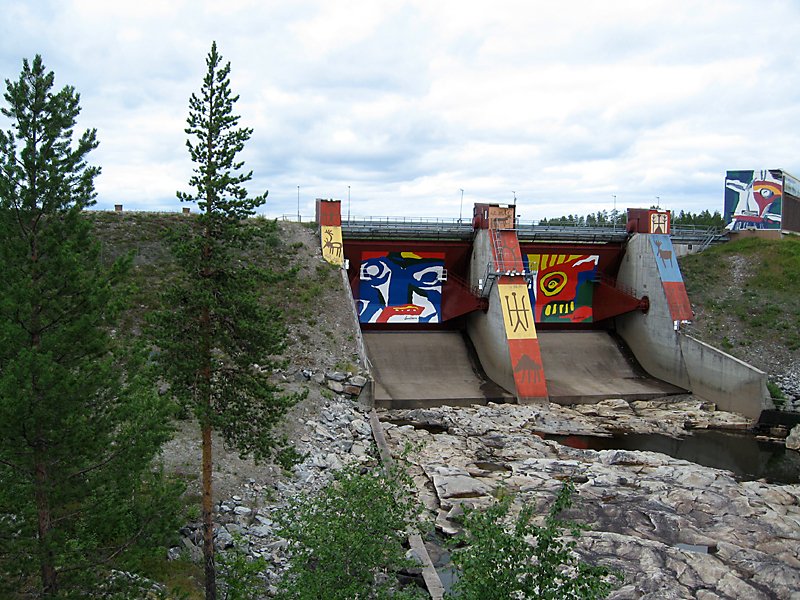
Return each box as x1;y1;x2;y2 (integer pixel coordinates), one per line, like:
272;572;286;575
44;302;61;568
725;169;782;230
358;251;445;323
524;253;599;323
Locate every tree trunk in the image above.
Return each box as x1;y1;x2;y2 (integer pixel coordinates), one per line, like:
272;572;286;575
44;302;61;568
202;416;215;600
200;296;216;600
30;233;57;597
34;456;57;597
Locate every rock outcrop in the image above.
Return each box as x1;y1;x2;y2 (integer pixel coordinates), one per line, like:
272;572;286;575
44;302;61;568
381;400;800;600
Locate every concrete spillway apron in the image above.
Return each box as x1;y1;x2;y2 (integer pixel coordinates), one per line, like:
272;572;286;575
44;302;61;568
368;409;445;599
538;331;685;403
364;331;512;409
365;329;681;407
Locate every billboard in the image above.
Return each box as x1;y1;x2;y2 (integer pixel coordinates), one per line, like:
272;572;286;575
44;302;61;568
724;169;782;230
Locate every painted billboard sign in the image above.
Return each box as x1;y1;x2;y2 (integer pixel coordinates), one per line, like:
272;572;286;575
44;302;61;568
524;253;599;323
725;169;782;230
358;251;445;323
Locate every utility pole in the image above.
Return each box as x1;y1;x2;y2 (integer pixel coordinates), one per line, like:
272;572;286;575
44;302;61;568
297;185;300;222
613;194;617;229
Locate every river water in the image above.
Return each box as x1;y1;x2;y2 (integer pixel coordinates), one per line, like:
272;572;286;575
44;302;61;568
544;430;800;485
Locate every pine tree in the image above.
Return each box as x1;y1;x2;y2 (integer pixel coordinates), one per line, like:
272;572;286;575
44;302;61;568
152;41;298;600
0;56;177;597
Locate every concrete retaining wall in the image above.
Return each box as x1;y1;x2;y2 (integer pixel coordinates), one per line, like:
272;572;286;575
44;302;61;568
679;335;771;420
466;229;515;395
340;267;371;372
616;233;770;418
615;234;691;390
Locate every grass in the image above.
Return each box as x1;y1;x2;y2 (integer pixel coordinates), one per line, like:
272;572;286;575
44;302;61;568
680;235;800;367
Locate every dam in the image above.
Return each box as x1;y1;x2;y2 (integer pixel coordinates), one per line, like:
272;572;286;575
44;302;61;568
315;199;772;420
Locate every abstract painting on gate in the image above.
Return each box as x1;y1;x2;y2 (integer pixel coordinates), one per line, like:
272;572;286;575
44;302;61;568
358;251;445;323
524;253;599;323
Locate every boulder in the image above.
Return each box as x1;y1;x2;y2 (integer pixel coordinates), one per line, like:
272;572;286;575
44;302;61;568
786;425;800;451
349;375;368;388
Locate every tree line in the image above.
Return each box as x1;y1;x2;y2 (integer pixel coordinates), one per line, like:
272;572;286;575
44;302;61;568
539;208;725;228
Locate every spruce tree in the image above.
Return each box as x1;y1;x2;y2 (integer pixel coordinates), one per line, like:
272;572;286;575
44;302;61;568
0;56;177;597
152;41;298;600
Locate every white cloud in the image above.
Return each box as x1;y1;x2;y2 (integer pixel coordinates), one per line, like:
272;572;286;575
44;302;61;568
2;0;800;220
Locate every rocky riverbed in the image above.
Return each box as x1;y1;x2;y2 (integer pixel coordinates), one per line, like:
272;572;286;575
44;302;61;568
166;391;800;599
380;399;800;600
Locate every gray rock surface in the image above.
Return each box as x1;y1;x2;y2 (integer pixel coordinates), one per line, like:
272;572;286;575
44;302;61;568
786;425;800;451
381;401;800;600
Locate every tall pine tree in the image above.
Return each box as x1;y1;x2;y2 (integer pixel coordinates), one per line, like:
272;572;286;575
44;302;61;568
0;56;177;597
152;42;298;600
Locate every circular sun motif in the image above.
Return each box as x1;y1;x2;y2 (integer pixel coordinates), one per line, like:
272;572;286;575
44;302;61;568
540;271;567;297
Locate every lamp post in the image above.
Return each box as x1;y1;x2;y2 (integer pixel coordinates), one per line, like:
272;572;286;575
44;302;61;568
297;186;300;222
613;194;617;229
459;188;464;222
348;185;351;222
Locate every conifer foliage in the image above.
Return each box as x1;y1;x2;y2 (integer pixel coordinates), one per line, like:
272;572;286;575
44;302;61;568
152;42;298;600
0;56;177;597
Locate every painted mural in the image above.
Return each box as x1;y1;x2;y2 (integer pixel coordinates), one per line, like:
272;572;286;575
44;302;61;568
649;234;693;322
321;226;344;266
725;169;782;230
524;253;599;323
318;199;344;266
358;251;445;323
498;281;548;399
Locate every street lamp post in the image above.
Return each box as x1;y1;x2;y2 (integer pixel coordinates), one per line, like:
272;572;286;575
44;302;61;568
459;188;464;222
297;186;300;222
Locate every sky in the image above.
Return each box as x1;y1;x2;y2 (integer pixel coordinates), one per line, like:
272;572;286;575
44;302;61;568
2;0;800;222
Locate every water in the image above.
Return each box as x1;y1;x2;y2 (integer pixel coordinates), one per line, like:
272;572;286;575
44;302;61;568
543;430;800;485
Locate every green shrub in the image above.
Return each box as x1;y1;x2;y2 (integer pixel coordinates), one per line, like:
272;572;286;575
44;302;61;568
448;481;621;600
217;535;270;600
275;463;425;599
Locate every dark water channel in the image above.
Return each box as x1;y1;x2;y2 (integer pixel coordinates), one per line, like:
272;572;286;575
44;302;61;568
544;430;800;485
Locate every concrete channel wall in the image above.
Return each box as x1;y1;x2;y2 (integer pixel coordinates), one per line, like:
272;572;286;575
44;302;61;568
615;233;771;420
679;335;772;420
466;229;516;396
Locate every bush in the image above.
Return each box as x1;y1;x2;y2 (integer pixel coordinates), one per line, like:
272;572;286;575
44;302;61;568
218;535;270;600
448;481;620;599
275;463;425;599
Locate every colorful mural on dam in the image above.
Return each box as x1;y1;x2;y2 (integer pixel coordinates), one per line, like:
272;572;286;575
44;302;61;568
358;251;445;323
317;199;344;266
524;253;599;323
649;235;693;322
725;169;783;230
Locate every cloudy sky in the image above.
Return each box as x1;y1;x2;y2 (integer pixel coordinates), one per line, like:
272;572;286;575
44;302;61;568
2;0;799;222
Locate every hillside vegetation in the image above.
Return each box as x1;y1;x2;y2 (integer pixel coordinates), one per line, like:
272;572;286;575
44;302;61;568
680;235;800;378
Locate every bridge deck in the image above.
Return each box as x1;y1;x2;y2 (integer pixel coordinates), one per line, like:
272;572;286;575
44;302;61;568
341;218;726;246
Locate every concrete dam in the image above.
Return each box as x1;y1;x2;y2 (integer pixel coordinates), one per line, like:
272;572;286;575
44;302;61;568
316;200;772;420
